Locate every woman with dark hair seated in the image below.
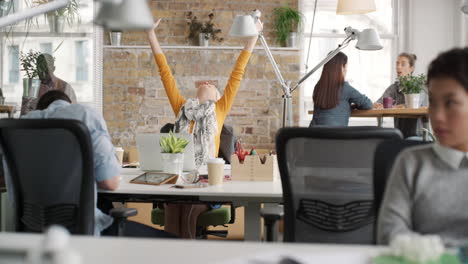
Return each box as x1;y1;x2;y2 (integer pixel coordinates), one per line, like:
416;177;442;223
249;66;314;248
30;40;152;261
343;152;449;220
378;47;468;246
309;52;373;127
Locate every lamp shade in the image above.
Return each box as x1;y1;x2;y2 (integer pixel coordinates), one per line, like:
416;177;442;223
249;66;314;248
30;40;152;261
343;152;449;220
95;0;153;30
337;0;376;15
462;0;468;14
229;15;258;37
355;28;383;50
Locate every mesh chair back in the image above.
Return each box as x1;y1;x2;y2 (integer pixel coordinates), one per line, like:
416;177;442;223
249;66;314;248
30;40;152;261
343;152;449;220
0;119;95;234
373;139;429;215
276;127;402;244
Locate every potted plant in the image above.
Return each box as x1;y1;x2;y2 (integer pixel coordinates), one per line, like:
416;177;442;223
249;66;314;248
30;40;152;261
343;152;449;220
159;131;189;176
273;5;303;47
20;50;40;98
34;0;80;33
399;74;426;108
186;11;224;46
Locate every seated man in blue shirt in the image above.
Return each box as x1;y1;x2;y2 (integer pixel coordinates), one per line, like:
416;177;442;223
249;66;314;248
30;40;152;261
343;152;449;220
9;90;173;237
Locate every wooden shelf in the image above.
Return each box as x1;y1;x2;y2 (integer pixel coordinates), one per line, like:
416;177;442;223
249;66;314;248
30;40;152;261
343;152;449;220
103;45;300;51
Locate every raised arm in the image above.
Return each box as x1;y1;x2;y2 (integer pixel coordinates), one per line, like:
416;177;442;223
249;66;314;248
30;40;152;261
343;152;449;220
217;20;263;113
146;19;185;116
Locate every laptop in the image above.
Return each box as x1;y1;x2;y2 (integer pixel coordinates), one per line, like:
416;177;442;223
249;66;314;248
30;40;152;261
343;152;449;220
136;133;196;172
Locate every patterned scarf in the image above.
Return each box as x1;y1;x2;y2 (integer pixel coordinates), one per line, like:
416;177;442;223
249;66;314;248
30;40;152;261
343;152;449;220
175;98;218;168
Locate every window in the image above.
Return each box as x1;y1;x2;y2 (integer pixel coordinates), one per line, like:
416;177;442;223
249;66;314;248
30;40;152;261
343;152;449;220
8;45;19;83
299;0;399;126
40;43;53;54
75;40;89;81
0;0;101;113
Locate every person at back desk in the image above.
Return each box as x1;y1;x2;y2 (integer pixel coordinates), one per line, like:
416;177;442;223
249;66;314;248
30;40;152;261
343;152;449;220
7;90;172;238
309;52;372;127
373;53;427;138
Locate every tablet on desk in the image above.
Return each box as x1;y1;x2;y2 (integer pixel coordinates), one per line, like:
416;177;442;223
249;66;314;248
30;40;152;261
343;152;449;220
130;172;178;185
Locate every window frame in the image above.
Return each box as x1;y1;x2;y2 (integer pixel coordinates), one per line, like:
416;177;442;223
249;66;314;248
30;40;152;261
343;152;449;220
0;0;104;114
298;0;402;126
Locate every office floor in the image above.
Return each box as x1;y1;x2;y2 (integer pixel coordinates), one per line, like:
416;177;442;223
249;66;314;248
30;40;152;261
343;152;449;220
126;203;282;240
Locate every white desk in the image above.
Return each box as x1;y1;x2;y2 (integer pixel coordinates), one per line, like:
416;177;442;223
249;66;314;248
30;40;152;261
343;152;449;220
0;232;385;264
99;168;283;241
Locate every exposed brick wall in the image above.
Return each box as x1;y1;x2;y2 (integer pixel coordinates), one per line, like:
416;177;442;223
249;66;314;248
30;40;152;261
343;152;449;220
103;0;301;151
105;0;297;46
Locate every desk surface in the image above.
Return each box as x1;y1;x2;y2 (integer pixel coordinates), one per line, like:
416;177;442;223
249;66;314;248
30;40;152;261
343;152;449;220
100;168;283;201
308;108;428;117
0;105;15;112
0;233;385;264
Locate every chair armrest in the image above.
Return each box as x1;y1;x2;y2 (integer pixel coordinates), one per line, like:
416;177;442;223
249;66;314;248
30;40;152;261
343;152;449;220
109;208;138;219
260;205;284;221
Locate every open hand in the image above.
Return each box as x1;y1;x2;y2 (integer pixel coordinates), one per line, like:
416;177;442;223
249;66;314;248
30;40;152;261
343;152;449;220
373;102;383;109
146;18;162;34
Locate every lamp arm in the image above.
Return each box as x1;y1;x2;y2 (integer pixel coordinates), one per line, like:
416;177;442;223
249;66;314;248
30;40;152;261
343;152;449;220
290;35;353;93
259;33;290;96
0;0;69;28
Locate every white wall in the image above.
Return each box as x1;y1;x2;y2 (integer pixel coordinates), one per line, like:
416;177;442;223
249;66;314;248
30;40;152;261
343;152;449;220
403;0;468;75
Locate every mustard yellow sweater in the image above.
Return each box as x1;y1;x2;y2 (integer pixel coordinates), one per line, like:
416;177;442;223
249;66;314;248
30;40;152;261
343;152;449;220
154;50;251;156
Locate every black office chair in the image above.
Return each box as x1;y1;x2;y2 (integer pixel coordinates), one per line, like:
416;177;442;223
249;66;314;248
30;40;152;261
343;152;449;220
373;139;429;215
0;119;136;235
276;126;402;244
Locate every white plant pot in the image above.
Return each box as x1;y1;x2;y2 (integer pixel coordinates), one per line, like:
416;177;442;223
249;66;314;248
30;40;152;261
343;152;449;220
161;153;185;176
404;93;420;109
55;16;65;33
109;32;122;46
47;15;55;33
199;33;210;47
47;15;65;33
287;32;297;47
22;78;31;97
29;79;41;98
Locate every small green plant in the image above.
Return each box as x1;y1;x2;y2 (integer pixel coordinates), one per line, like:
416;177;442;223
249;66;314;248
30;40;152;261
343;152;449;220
186;10;224;42
399;74;426;94
20;50;40;79
273;5;303;47
160;131;189;154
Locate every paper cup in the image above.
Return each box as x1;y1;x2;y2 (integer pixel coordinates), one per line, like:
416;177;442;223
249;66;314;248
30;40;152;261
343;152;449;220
207;158;225;185
115;147;124;166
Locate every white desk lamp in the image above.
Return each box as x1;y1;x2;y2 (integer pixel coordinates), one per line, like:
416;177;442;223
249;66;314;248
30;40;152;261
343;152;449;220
94;0;153;30
229;10;383;127
0;0;153;30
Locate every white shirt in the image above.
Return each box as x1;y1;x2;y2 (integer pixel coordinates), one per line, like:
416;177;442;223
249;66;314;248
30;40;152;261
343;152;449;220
432;143;468;170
